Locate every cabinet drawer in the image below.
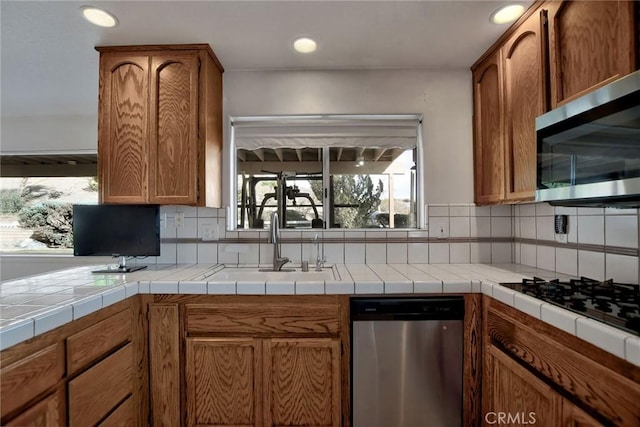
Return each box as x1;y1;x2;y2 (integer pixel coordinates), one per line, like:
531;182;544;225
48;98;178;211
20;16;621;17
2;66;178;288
1;342;64;418
4;387;65;427
186;302;340;335
66;308;132;375
98;396;134;427
68;343;133;427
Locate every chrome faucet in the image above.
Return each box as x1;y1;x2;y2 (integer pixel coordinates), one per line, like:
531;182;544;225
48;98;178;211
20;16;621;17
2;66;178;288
270;211;290;271
313;233;325;271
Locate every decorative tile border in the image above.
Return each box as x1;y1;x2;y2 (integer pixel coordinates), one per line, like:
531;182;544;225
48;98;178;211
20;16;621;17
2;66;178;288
516;237;639;257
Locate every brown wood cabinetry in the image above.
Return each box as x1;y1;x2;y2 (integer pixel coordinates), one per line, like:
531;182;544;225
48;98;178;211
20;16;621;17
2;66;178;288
0;343;65;419
4;388;65;427
472;50;504;205
150;296;347;427
547;0;637;108
0;299;146;427
472;10;546;204
483;297;640;426
68;344;133;426
97;44;223;207
502;11;546;201
186;337;262;426
484;344;561;426
264;338;341;427
472;0;638;205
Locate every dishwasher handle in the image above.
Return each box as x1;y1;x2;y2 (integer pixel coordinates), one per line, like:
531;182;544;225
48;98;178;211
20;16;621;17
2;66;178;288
351;296;465;321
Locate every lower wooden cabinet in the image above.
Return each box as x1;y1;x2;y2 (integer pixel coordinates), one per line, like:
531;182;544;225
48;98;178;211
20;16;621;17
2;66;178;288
151;296;347;427
0;299;144;427
186;338;262;426
4;388;65;427
562;399;603;427
264;338;341;427
484;344;561;426
484;297;640;426
485;344;605;427
68;344;133;426
185;337;341;427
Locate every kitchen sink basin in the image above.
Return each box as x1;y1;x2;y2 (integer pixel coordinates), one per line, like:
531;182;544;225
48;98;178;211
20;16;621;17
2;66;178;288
205;266;337;281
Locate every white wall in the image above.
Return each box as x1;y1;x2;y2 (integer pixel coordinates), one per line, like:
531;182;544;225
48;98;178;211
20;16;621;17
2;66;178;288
1;115;97;153
1;69;475;203
223;69;474;204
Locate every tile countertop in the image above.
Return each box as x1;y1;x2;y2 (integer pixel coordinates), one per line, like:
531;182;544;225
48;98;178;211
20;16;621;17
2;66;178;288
0;263;638;367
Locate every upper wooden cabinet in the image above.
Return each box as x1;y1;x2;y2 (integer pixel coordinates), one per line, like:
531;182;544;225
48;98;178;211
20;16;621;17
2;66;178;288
97;44;224;206
502;10;547;201
472;1;637;205
473;10;546;204
547;0;637;108
473;50;504;205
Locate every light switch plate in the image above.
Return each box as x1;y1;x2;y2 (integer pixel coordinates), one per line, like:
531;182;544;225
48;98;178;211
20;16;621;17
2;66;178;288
436;221;449;239
201;223;219;241
175;212;185;228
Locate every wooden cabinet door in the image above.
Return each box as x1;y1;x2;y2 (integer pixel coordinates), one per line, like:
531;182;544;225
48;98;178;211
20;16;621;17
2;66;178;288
502;10;546;202
5;388;65;427
547;0;636;107
98;53;150;203
68;344;133;427
264;338;341;427
473;50;504;205
484;345;562;426
149;53;200;205
562;399;603;427
185;338;262;427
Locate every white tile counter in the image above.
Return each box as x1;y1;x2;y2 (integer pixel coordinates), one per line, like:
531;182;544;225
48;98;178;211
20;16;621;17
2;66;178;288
1;262;638;367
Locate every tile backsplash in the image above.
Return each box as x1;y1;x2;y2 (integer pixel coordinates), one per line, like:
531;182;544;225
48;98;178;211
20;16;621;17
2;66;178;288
151;203;514;266
148;203;640;283
514;204;639;283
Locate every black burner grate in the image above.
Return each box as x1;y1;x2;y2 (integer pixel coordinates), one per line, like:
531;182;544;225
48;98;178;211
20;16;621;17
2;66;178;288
501;277;640;336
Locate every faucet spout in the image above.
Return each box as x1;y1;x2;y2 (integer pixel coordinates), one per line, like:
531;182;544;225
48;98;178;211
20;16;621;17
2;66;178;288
270;211;290;271
313;233;325;271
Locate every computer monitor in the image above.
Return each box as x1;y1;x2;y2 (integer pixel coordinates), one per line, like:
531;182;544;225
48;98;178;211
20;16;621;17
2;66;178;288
72;204;160;273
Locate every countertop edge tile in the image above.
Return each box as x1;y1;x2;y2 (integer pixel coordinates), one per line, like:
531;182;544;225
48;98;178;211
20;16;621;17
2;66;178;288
413;281;443;294
625;337;640;367
0;318;34;351
576;318;627;360
73;294;104;320
33;305;73;335
2;263;638;367
513;293;543;320
491;285;516;307
541;304;581;336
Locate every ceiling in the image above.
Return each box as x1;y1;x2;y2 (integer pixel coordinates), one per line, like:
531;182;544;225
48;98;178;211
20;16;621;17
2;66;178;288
1;0;531;118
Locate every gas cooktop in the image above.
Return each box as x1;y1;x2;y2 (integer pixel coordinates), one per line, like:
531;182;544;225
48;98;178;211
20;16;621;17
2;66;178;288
501;277;640;336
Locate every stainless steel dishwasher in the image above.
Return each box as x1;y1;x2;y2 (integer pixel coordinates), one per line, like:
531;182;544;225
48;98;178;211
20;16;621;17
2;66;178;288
351;297;464;427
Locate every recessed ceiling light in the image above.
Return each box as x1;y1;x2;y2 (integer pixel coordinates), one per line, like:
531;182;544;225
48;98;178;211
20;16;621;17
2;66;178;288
293;37;317;54
490;4;525;24
80;6;119;28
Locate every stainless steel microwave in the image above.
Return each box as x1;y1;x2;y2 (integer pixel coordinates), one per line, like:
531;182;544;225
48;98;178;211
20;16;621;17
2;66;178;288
535;70;640;208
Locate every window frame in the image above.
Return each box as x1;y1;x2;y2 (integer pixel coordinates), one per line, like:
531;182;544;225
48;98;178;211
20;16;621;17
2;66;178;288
228;114;425;231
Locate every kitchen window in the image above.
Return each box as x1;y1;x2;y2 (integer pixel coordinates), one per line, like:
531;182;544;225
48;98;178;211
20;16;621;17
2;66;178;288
229;114;424;230
0;154;98;254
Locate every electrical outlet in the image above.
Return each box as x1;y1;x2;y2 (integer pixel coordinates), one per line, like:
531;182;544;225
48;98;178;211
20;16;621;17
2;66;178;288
436;221;449;239
201;223;219;241
175;212;185;228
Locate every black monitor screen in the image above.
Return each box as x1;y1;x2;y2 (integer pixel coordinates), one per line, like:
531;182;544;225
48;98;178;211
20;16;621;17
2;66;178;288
73;204;160;257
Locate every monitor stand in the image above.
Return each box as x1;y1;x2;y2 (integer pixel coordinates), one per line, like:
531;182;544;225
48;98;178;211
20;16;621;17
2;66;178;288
92;256;148;274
